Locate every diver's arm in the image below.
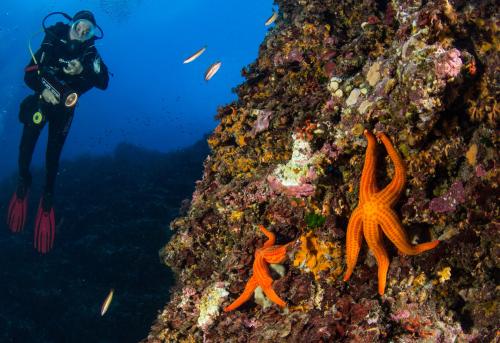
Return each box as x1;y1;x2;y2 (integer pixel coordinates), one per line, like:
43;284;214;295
92;55;109;90
83;49;109;90
24;46;48;93
72;51;109;94
23;25;61;93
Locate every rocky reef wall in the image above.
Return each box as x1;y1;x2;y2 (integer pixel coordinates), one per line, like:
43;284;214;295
144;0;498;341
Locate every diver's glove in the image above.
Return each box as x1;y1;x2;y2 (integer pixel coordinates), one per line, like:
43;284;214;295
41;88;60;105
63;59;83;75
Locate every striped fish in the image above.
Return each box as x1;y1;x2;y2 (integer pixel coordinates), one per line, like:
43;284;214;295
100;288;114;316
204;61;222;81
265;11;278;26
183;46;207;64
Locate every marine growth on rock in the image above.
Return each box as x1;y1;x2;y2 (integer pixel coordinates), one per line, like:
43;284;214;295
144;1;499;342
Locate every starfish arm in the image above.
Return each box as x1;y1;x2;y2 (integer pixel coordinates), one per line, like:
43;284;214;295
343;206;364;281
376;132;407;206
378;208;440;255
224;275;258;312
262;244;289;264
360;130;378;203
253;253;274;287
261;285;287;308
259;225;276;247
363;218;390;295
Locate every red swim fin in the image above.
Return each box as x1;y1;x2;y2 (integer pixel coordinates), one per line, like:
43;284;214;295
34;197;56;254
7;191;29;233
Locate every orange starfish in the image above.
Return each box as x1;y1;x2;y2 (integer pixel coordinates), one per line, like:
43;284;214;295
344;130;439;295
224;225;291;312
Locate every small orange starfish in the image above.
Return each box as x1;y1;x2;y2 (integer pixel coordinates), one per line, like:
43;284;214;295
344;130;439;295
224;225;291;312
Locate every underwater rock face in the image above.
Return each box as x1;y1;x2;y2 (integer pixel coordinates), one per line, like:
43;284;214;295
144;0;498;342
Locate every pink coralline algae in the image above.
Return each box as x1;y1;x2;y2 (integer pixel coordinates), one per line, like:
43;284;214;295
267;174;316;197
320;143;341;161
251;110;273;137
273;48;304;67
241;180;270;205
475;164;487;177
390;309;411;321
429;181;466;213
434;48;463;79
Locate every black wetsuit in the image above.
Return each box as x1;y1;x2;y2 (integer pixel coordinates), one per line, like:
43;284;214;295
19;22;109;196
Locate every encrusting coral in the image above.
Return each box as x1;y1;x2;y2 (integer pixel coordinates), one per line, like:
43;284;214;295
292;230;342;281
343;130;440;295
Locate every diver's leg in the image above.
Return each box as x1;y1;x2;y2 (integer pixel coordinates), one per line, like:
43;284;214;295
18;124;42;189
34;109;73;253
8;97;44;232
44;109;74;197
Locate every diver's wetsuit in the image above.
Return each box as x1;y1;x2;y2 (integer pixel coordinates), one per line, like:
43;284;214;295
19;22;109;195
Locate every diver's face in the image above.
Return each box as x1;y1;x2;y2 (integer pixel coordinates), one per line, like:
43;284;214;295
70;20;93;41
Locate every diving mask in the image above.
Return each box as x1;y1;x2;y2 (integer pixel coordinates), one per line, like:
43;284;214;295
70;19;95;41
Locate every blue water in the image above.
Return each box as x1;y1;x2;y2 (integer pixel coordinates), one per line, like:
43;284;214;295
0;1;274;341
0;0;274;180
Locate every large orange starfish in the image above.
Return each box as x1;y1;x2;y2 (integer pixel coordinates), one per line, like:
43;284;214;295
224;225;291;312
344;130;439;295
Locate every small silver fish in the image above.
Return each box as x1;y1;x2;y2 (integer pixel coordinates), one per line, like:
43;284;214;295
265;11;278;26
204;61;222;81
100;288;114;316
183;46;207;64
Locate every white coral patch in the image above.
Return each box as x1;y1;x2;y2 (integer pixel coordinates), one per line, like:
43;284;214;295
273;134;313;187
197;283;229;331
327;76;342;93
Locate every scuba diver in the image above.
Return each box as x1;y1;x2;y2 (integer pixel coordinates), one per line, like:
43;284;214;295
6;10;109;253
